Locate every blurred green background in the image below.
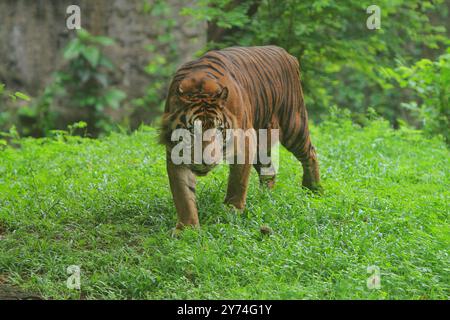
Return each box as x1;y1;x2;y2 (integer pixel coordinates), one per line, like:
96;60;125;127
0;0;449;142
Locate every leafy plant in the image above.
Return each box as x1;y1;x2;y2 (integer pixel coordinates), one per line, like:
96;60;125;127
55;29;126;135
182;0;448;124
134;0;181;118
0;84;36;136
382;48;450;142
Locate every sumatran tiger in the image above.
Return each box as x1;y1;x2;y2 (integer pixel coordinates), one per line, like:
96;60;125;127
160;45;321;230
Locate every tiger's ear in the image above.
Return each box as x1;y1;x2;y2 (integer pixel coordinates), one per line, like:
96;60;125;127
216;87;228;101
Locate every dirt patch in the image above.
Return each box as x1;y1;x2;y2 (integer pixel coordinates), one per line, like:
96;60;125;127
0;284;42;300
0;223;6;240
0;275;42;300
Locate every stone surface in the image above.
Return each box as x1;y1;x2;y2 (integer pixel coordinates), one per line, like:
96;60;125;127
0;0;206;100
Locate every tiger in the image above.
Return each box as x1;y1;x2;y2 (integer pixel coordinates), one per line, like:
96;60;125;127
160;45;321;230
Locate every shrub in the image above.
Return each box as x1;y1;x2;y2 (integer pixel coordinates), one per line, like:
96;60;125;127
382;48;450;143
53;29;127;135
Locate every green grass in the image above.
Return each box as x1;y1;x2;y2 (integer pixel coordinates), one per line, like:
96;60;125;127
0;119;448;299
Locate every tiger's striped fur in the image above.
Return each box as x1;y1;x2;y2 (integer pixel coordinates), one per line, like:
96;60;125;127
160;45;321;230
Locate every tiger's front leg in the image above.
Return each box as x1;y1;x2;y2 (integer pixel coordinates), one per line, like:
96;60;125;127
166;154;199;229
224;163;252;209
224;129;256;210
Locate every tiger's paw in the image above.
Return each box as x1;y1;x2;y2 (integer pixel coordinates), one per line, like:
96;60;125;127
223;199;245;213
303;182;324;195
259;175;276;189
172;222;200;237
171;228;183;238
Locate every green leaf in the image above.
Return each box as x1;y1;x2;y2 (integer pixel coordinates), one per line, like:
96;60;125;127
94;73;108;87
77;29;91;41
99;56;114;69
82;47;101;67
93;36;115;46
14;92;31;101
71;121;88;129
17;106;36;117
104;89;126;109
63;38;82;60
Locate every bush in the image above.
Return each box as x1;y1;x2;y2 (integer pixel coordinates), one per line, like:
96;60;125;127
54;29;126;135
382;48;450;143
183;0;449;124
0;84;35;135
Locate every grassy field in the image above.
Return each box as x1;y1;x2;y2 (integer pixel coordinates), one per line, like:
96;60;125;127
0;119;448;299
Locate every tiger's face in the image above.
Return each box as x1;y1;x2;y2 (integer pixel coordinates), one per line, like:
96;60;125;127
163;76;233;176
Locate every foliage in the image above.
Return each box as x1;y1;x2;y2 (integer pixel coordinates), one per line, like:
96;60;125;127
53;29;126;134
134;0;181;116
0;120;448;299
381;48;450;143
183;0;449;126
0;84;35;135
1;30;127;137
31;29;126;134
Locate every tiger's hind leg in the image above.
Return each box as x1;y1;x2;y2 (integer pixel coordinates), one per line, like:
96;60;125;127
298;144;322;192
280;122;322;192
286;142;321;192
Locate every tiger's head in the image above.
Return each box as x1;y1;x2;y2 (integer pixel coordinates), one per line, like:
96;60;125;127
161;75;234;176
